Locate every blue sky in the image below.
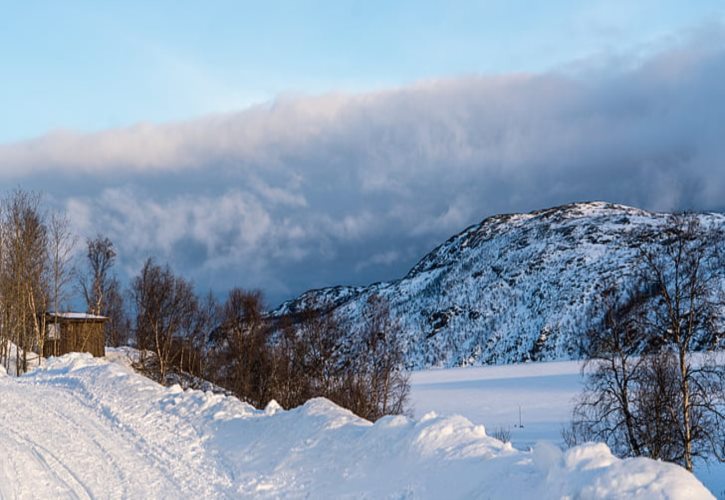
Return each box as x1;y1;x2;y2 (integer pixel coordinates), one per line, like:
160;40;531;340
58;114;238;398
2;1;723;143
2;2;725;305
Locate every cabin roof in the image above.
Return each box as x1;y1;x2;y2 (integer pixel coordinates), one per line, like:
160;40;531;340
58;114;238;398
46;312;108;321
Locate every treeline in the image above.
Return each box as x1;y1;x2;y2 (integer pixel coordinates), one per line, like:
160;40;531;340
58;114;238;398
0;190;409;421
126;259;409;421
566;214;725;472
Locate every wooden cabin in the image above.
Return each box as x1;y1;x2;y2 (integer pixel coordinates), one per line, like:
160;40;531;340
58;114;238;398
43;312;107;358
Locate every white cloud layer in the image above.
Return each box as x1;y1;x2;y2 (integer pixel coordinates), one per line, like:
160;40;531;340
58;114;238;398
2;32;725;304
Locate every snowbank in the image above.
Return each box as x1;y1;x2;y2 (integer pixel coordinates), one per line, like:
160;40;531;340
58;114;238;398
0;353;714;499
0;340;41;376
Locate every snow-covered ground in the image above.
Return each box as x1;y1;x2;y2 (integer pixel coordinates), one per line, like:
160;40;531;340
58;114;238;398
0;352;716;499
411;360;582;449
410;360;724;498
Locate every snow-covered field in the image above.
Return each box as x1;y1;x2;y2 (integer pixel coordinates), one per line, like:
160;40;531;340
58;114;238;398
410;360;724;498
0;352;717;499
411;360;583;449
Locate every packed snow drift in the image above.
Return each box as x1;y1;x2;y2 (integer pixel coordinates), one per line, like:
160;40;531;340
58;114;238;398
0;352;714;499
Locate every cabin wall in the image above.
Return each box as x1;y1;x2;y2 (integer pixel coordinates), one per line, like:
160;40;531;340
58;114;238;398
43;321;105;357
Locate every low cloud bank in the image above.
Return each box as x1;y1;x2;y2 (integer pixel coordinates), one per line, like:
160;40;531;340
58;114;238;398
3;32;725;303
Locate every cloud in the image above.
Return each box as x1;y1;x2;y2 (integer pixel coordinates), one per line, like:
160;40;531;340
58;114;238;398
2;30;725;305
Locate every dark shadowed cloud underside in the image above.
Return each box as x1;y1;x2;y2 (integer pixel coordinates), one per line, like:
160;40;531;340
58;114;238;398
2;33;725;305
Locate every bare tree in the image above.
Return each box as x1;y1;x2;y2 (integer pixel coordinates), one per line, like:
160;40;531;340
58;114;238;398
638;214;725;470
206;288;273;406
80;235;116;316
131;258;199;382
296;304;342;398
567;286;650;456
79;235;131;349
203;292;411;420
48;212;76;310
181;290;217;377
634;351;683;461
104;277;130;347
46;211;77;356
568;214;725;471
252;306;343;410
341;294;410;420
271;315;315;408
0;190;49;374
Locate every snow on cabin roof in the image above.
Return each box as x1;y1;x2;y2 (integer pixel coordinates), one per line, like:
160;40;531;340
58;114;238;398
46;312;108;321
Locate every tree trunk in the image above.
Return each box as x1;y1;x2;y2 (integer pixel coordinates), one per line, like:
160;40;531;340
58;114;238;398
679;348;693;471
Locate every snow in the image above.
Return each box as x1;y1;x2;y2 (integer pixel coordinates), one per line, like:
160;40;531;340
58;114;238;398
0;352;715;498
410;359;724;498
103;345;141;368
47;312;107;320
1;340;41;376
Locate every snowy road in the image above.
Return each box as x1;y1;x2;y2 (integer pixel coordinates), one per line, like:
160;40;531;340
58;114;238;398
0;364;227;498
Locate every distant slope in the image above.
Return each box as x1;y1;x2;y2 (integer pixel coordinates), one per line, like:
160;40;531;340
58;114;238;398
273;202;725;368
0;353;714;499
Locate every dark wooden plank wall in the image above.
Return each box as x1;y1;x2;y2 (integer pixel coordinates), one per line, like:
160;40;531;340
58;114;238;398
43;321;105;357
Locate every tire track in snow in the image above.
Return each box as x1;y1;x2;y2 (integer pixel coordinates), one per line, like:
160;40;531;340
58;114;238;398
0;375;195;499
51;377;231;496
0;421;85;499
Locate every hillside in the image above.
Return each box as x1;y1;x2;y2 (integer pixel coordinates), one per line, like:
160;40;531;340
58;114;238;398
0;352;714;499
273;202;725;368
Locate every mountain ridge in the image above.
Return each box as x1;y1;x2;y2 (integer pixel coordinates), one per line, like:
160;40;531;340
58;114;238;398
272;201;725;368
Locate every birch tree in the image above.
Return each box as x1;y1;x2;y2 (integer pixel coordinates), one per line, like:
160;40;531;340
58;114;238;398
47;211;77;356
0;190;49;374
568;214;725;471
638;214;725;470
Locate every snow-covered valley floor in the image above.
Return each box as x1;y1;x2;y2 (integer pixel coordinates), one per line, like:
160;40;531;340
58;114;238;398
410;360;724;498
0;353;718;499
411;360;582;449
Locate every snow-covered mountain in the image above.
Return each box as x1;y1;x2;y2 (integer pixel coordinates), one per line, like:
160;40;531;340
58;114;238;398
273;202;725;368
